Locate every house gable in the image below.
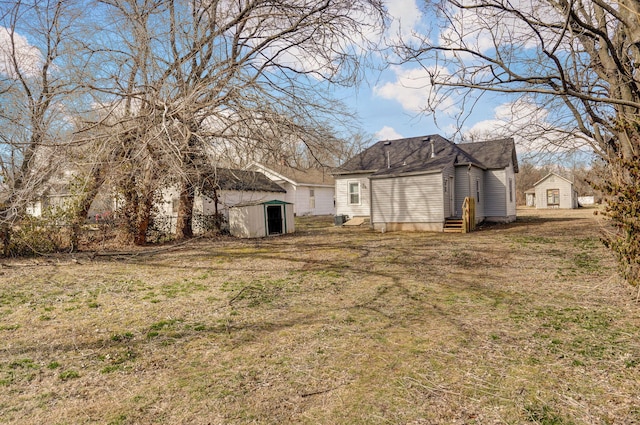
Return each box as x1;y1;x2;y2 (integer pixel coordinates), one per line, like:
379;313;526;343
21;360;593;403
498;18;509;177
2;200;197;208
246;163;335;216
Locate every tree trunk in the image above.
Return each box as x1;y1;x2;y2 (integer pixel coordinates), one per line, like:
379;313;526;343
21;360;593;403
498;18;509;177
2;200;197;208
175;179;194;239
134;193;154;246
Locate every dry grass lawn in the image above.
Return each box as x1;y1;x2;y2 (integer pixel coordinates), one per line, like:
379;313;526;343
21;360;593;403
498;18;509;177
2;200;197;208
1;207;639;424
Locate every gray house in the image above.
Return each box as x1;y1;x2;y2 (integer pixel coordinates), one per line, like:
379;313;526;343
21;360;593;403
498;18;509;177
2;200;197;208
530;172;578;209
332;135;518;232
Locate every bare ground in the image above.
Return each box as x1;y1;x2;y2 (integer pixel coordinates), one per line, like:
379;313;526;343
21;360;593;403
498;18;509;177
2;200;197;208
1;207;639;424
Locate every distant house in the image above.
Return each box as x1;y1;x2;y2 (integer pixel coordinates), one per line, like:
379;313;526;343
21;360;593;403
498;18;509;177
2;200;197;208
247;163;335;216
529;172;578;209
26;184;72;217
332;135;518;232
26;181;114;220
157;168;287;233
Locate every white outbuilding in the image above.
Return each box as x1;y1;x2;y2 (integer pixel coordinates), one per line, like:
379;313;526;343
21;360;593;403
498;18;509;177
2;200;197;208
229;200;295;238
532;172;578;209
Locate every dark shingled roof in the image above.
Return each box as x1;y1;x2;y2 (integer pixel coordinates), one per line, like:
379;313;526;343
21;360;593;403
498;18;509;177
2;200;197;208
457;138;519;173
333;135;517;177
200;168;285;193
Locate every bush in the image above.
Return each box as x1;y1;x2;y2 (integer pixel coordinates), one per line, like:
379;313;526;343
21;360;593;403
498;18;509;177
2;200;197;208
8;213;72;256
593;155;640;286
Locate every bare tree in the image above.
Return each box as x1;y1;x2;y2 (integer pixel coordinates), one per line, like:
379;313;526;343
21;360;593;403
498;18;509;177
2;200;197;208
395;0;640;285
0;0;90;253
90;0;386;243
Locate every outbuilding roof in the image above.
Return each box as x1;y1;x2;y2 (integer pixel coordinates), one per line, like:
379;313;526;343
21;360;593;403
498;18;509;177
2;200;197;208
200;168;286;193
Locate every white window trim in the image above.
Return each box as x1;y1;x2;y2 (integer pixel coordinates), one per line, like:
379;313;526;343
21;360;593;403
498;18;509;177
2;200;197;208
348;181;361;205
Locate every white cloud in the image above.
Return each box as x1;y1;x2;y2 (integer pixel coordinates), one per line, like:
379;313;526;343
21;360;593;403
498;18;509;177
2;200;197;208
249;1;387;80
375;126;403;141
373;66;456;114
464;98;592;153
0;27;42;77
384;0;423;42
438;0;561;58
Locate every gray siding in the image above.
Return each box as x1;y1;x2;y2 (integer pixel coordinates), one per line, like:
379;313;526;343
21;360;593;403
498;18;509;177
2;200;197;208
484;169;506;217
371;173;444;224
483;165;517;222
454;166;484;222
442;163;455;218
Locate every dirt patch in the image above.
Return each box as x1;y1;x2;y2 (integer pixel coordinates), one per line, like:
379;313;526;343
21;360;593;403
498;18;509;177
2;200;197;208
0;207;638;424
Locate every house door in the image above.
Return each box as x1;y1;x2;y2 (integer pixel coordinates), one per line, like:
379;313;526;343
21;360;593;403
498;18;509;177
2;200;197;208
449;176;455;216
266;205;283;235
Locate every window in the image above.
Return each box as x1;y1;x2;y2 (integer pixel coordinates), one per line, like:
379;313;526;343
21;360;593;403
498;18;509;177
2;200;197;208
444;179;448;193
476;179;480;203
348;182;360;205
309;189;315;209
547;189;560;206
509;178;513;203
171;198;179;213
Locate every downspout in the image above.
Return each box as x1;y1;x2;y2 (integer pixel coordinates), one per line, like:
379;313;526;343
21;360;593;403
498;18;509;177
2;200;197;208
467;164;472;200
263;203;268;237
283;204;287;234
369;178;373;229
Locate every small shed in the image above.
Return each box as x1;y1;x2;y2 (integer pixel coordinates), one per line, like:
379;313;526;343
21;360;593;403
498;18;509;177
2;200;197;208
533;172;578;209
524;188;536;207
229;200;295;238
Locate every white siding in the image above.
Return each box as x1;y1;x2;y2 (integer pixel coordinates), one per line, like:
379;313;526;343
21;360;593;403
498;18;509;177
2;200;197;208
534;175;575;209
277;184;334;216
335;174;372;217
292;185;308;214
279;182;296;206
506;164;517;217
157;186;285;233
26;201;43;217
371;173;444;225
229;204;265;238
201;189;286;218
310;186;336;215
247;164;335;216
229;203;295;238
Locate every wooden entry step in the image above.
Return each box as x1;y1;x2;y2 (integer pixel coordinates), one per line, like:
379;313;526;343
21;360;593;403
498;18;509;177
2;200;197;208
443;218;464;233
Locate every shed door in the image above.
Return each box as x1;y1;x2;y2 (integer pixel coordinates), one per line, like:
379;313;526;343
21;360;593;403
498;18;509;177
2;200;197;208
266;205;283;235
